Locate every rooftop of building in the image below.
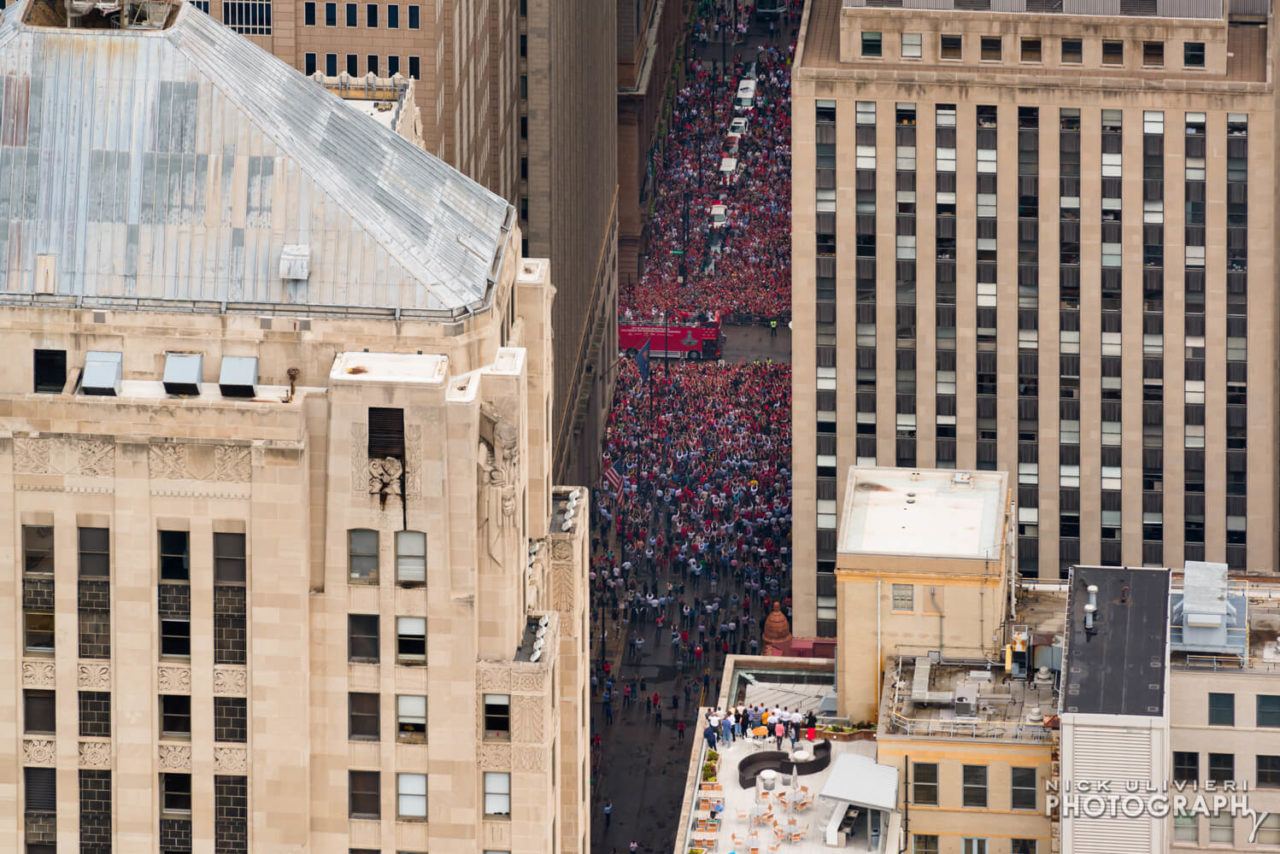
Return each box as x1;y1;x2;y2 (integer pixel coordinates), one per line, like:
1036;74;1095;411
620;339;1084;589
314;72;414;131
329;352;449;386
674;658;901;854
1062;566;1169;717
837;467;1007;561
0;0;513;316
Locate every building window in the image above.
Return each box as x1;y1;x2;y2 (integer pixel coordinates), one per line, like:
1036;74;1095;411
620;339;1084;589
325;53;337;75
483;772;511;816
912;763;938;805
1174;814;1198;842
160;615;190;657
396;617;426;664
161;773;192;814
387;4;397;26
940;34;962;60
367;55;378;75
348;614;380;663
214;533;245;584
78;527;110;576
484;694;511;738
901;32;921;58
962;765;987;807
303;1;314;23
1257;814;1280;844
33;349;66;393
1208;753;1234;783
388;56;400;75
980;36;1001;61
1020;37;1041;62
913;836;939;854
346;54;358;76
24;689;55;734
365;2;376;25
1061;38;1082;63
1258;755;1280;788
397;695;427;741
962;840;987;854
398;773;427;819
79;691;111;737
1173;751;1198;783
1143;41;1164;66
222;0;272;35
408;56;421;79
861;31;882;58
407;3;418;27
344;1;356;24
1209;812;1233;843
891;584;913;611
24;525;54;574
349;693;380;741
348;529;379;584
1011;767;1036;810
1258;695;1280;727
1184;41;1205;67
25;767;56;813
324;0;335;23
304;53;317;75
1209;692;1235;726
161;694;192;738
25;611;55;654
349;770;381;819
1011;842;1036;854
1102;40;1124;65
159;530;190;581
396;531;426;585
214;697;247;743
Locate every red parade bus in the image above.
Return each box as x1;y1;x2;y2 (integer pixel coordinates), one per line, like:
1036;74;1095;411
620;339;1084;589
618;312;724;361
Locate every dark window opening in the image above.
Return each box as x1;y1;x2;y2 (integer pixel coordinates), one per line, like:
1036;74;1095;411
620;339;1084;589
34;349;67;394
368;407;406;460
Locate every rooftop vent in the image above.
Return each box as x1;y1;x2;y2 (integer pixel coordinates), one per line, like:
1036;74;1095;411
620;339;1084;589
81;351;123;396
280;245;311;283
218;356;258;398
1170;561;1247;658
163;353;203;396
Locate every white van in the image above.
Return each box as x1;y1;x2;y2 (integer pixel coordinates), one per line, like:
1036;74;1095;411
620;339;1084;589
733;79;757;113
709;204;728;229
728;116;749;139
719;157;740;185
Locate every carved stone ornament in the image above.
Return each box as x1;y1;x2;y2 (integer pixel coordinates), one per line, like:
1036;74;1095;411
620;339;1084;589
477;665;511;692
149;443;251;482
23;739;56;766
512;746;546;773
551;539;573;562
511;696;545;743
214;746;248;773
368;456;403;508
78;662;111;690
479;743;512;769
14;436;115;477
511;669;546;695
352;423;421;498
157;665;192;694
158;744;192;770
79;740;112;769
22;660;56;688
213;666;247;697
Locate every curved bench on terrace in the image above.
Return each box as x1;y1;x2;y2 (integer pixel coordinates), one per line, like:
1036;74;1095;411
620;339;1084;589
737;740;832;789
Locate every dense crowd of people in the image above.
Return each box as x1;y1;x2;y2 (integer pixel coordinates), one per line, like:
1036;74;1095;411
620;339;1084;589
619;15;795;321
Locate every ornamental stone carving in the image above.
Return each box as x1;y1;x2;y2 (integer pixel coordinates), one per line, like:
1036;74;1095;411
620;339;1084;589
79;740;112;769
14;436;115;477
149;443;251;482
512;746;546;773
23;738;56;766
213;746;248;773
511;696;544;743
551;539;573;562
511;669;546;694
158;744;192;770
479;743;512;769
477;665;511;692
213;666;247;697
553;563;576;614
157;665;191;694
22;660;56;688
78;662;111;690
351;423;421;498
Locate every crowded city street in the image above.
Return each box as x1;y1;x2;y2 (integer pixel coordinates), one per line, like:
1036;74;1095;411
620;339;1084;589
591;2;800;850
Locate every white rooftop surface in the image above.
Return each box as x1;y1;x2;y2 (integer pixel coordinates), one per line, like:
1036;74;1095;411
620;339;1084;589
104;381;300;402
838;467;1006;559
741;681;830;716
341;97;399;129
698;737;889;854
819;754;899;813
330;352;448;385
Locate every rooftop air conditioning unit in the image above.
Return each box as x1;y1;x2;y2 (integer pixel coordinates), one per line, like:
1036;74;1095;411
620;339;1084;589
81;351;123;396
218;356;259;398
163;353;203;396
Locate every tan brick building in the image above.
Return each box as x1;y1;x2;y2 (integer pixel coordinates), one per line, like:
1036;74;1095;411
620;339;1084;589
792;0;1278;636
0;3;589;852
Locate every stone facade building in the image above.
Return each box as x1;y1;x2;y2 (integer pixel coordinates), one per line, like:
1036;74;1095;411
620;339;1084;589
792;0;1277;635
0;3;588;852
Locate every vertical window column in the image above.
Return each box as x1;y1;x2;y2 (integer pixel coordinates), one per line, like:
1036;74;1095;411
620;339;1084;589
79;769;112;854
1058;108;1082;575
1141;111;1166;566
854;101;878;467
214;533;247;666
78;527;111;659
215;775;248;853
1183;112;1208;561
1099;109;1125;565
934;104;958;467
23;526;55;657
814;99;838;639
895;103;918;467
1224;113;1249;569
1016;106;1040;575
158;531;191;658
974;105;999;471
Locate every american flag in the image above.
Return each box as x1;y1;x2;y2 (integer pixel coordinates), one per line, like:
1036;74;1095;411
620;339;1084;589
604;460;625;493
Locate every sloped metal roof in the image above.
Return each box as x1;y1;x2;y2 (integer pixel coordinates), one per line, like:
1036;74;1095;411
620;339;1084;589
0;0;513;313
